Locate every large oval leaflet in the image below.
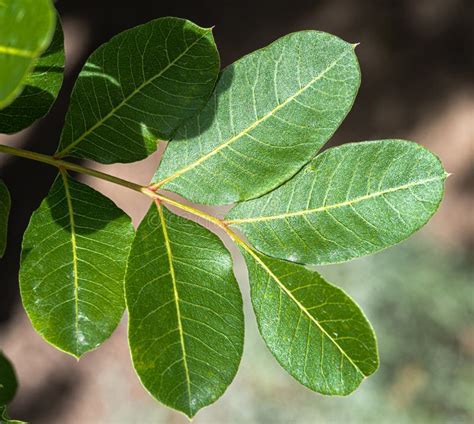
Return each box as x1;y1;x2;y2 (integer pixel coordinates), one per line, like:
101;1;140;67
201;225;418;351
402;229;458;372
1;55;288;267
55;17;220;164
154;30;360;205
0;0;55;108
19;173;135;358
126;204;244;418
242;248;378;395
227;140;447;265
0;17;65;134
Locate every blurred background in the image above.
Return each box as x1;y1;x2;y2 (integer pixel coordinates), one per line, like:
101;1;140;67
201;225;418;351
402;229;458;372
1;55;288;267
0;0;473;422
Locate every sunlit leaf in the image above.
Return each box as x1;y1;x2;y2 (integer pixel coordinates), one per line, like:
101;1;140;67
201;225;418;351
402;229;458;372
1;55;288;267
242;247;378;395
0;0;55;108
126;204;244;417
227;140;447;265
0;16;64;133
154;31;360;204
55;17;220;164
19;173;134;358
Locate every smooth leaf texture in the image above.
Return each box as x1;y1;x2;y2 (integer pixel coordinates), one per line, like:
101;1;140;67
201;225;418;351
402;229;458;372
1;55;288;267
0;180;10;258
227;140;447;265
19;172;134;358
0;17;64;134
56;17;220;164
0;0;55;108
0;352;17;407
242;247;378;395
154;31;360;204
126;204;244;418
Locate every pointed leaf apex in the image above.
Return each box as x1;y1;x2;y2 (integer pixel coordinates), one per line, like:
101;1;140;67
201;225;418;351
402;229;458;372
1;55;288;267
352;42;361;49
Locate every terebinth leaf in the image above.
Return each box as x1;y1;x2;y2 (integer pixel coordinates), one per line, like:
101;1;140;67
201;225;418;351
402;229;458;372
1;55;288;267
154;30;360;204
227;140;447;265
19;172;135;358
56;17;220;164
0;0;55;108
242;247;378;395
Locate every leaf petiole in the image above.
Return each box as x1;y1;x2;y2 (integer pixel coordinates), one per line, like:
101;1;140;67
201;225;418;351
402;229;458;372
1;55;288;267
0;143;251;247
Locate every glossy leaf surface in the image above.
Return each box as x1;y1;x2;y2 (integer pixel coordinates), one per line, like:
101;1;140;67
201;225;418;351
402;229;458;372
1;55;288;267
155;31;360;204
20;173;134;357
126;204;244;417
228;140;447;265
0;180;10;258
0;17;64;134
242;248;378;395
56;17;220;164
0;0;55;108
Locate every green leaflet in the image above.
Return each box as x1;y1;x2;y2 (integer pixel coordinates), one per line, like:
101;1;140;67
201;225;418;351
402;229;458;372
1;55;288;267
154;31;360;205
126;204;244;418
0;16;64;134
0;0;55;108
0;180;10;258
0;352;17;407
19;172;134;358
242;248;378;395
227;140;447;265
56;17;220;164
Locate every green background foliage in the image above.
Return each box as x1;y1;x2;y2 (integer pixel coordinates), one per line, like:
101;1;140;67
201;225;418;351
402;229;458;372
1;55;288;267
0;17;64;134
0;0;55;108
155;31;360;204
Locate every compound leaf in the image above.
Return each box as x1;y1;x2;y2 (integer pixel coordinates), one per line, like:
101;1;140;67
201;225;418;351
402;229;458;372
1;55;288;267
0;352;17;407
154;31;360;204
0;180;10;258
0;0;55;108
19;172;134;358
227;140;447;265
0;16;64;134
242;247;378;395
126;203;244;418
56;17;220;164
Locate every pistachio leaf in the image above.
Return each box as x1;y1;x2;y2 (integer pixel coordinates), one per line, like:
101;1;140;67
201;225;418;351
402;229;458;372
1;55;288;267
56;17;220;164
227;140;447;265
126;204;244;417
19;173;134;357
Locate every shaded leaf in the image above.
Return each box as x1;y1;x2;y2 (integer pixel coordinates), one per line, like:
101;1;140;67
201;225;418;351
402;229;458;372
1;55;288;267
0;180;10;258
56;17;220;164
0;16;64;134
154;31;360;204
0;0;55;108
19;172;134;358
242;247;378;395
0;352;17;407
227;140;447;265
126;203;244;418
